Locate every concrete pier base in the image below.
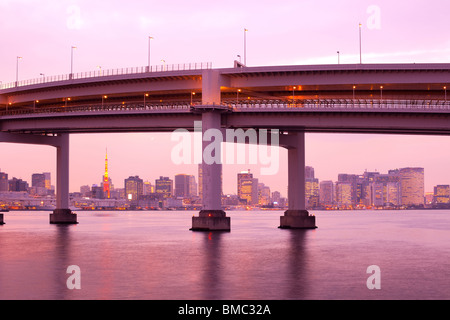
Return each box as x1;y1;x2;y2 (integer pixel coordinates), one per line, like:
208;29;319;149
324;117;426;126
190;210;230;231
50;209;78;224
279;210;317;229
0;214;4;225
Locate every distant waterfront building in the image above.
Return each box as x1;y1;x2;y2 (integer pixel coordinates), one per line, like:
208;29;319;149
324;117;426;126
0;171;8;192
80;185;90;197
198;164;203;201
398;167;424;206
372;182;384;206
125;176;144;201
271;191;281;204
337;173;358;206
335;181;352;207
8;177;28;192
305;166;319;209
155;176;173;198
31;172;51;196
434;185;450;205
175;174;197;198
91;184;104;199
237;170;253;205
258;183;271;206
319;180;334;207
143;181;154;195
386;181;400;206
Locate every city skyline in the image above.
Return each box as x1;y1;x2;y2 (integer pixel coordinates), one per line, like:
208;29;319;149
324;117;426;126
0;151;436;198
1;162;439;210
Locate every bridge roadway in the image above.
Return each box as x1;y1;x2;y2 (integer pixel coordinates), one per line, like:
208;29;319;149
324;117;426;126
0;63;449;229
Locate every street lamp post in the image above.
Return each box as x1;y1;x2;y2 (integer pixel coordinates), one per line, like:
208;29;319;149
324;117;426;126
237;89;241;104
445;86;447;102
337;51;340;64
70;46;77;79
16;56;22;86
191;92;195;106
359;23;362;64
244;28;248;66
148;36;154;72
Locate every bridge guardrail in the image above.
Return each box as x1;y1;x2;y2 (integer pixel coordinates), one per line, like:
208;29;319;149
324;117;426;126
2;99;450;117
0;102;193;116
0;62;212;90
225;99;450;111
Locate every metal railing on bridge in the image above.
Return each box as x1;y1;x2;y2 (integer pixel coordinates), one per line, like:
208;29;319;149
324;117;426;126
0;62;213;90
225;98;450;112
0;101;193;116
2;98;450;117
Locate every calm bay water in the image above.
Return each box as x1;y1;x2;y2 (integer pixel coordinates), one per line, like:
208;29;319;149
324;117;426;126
0;210;449;300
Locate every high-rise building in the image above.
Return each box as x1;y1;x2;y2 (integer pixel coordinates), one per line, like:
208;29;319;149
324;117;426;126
319;180;334;207
31;172;51;196
175;174;197;198
336;181;352;207
143;181;154;195
386;182;400;206
0;171;8;192
155;176;173;198
125;176;144;201
32;173;45;189
198;164;203;201
372;182;384;206
258;183;271;206
305;166;319;209
337;173;358;206
398;167;424;206
80;185;91;197
272;191;281;205
434;185;450;205
8;177;28;192
189;175;198;198
237;170;253;205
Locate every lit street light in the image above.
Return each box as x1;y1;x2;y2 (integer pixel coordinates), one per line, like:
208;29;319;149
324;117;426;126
359;23;362;64
148;36;154;72
244;28;248;66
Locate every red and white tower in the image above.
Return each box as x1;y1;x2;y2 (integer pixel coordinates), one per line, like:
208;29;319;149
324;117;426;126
103;149;110;199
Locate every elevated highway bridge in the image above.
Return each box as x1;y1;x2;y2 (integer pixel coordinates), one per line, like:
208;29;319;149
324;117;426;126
1;63;449;229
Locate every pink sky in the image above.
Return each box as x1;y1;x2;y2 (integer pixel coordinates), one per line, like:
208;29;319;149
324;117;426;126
1;0;450;195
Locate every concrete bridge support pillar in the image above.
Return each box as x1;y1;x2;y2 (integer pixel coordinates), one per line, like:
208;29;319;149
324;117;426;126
280;131;317;229
191;69;230;231
50;133;77;224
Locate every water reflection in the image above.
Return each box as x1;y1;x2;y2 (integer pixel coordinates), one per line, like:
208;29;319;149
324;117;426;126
52;224;77;299
199;231;226;300
285;229;311;299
